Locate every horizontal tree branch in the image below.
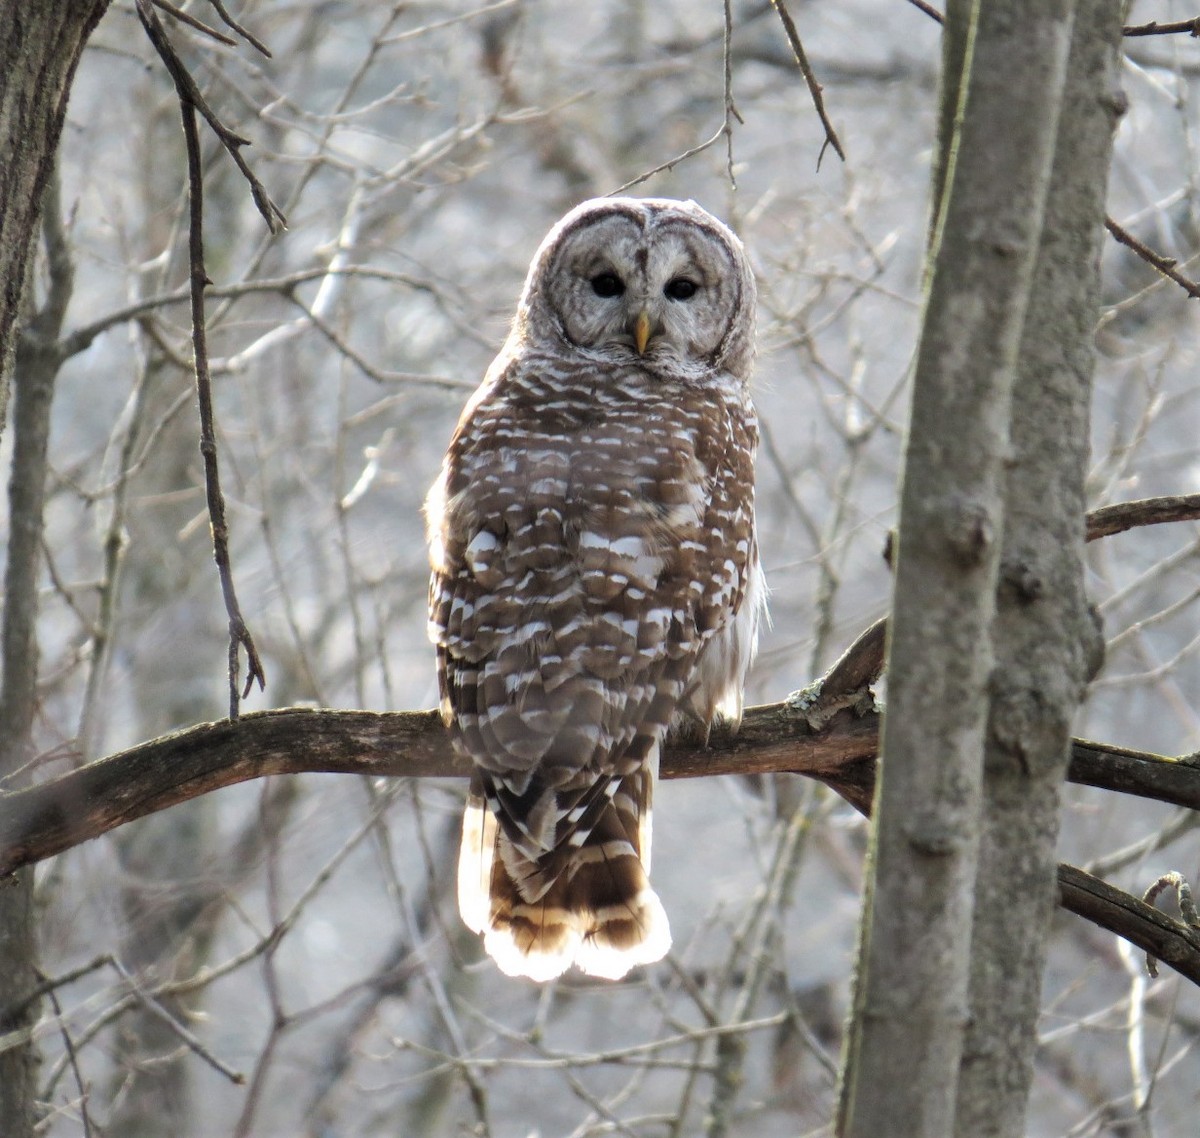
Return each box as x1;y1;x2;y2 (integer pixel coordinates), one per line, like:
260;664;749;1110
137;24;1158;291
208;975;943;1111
4;539;1198;973
3;610;1197;863
1;703;1197;869
902;4;1200;42
1058;864;1200;985
3;484;1197;963
1122;17;1200;38
3;663;1199;981
54;267;447;362
1086;492;1200;540
0;700;884;878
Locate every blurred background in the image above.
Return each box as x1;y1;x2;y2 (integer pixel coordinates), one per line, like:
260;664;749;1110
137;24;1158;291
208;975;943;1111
9;0;1200;1133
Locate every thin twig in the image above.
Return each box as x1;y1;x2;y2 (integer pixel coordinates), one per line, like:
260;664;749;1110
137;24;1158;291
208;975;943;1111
136;0;285;232
13;955;115;1017
180;96;267;718
112;959;246;1085
610;2;745;195
379;0;519;45
769;0;846;167
900;3;1200;39
40;979;93;1138
151;0;239;47
901;4;1200;40
704;806;807;1138
902;0;945;23
722;0;743;188
1105;214;1200;299
1142;871;1200;977
204;0;272;56
36;994;137;1098
610;126;734;195
401;1014;788;1072
57;266;448;361
1085;808;1200;878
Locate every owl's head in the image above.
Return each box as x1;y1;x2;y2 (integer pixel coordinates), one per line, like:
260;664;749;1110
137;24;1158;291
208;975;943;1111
517;197;756;378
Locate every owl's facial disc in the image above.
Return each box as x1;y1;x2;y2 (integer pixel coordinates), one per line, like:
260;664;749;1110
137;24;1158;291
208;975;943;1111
543;209;739;362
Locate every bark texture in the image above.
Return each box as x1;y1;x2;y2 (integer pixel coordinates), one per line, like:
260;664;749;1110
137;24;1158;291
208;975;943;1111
4;706;1200;881
953;7;1123;1134
0;4;111;1136
837;3;1076;1135
0;0;109;432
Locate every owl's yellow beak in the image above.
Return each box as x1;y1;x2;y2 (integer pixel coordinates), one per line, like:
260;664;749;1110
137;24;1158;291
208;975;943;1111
633;311;652;354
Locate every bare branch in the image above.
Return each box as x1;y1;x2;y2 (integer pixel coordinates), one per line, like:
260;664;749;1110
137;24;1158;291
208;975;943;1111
151;0;239;48
1105;214;1200;300
611;0;744;202
110;959;246;1085
23;573;1200;882
769;0;846;166
1123;17;1200;37
0;697;872;878
1059;865;1200;986
1142;871;1199;977
900;5;1200;41
179;97;266;717
820;616;887;698
56;267;463;364
135;0;285;233
2;696;1198;996
203;0;271;56
40;981;93;1138
1086;493;1200;540
3;699;1200;867
902;0;945;23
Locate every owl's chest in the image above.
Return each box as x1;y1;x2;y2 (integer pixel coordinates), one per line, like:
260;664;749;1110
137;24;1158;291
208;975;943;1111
458;380;699;496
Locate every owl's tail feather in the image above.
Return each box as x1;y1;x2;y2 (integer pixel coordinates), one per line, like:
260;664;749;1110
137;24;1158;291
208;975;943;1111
457;783;671;982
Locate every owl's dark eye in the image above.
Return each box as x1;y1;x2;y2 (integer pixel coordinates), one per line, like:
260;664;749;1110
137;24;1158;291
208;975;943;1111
591;272;625;298
664;278;698;301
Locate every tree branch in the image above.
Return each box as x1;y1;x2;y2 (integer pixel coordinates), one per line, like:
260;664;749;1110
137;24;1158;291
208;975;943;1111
1086;492;1200;540
0;699;881;878
1104;214;1200;300
6;601;1197;876
1058;864;1200;985
135;0;285;232
178;97;266;719
1122;17;1200;37
2;654;1199;984
1;706;1196;882
769;0;846;166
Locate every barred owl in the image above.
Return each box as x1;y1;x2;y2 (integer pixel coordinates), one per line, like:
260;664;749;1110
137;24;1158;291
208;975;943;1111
426;197;763;982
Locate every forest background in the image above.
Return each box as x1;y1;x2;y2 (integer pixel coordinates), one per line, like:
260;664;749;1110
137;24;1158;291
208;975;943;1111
3;1;1200;1136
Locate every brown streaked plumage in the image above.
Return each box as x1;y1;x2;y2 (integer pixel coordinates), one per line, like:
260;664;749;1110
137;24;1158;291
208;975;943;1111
426;197;763;981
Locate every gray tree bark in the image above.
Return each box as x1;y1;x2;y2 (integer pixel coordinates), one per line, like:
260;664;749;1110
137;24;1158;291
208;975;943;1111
0;1;109;434
837;3;1077;1135
953;6;1123;1135
0;4;111;1136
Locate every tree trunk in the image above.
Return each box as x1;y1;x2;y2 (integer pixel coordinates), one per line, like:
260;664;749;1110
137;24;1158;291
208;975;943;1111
837;3;1076;1135
952;6;1122;1135
0;4;111;1136
0;0;109;433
